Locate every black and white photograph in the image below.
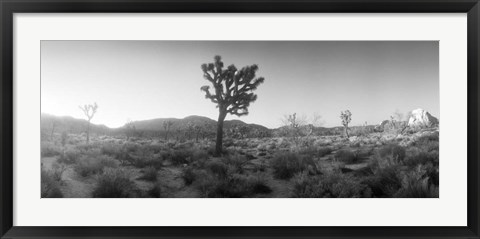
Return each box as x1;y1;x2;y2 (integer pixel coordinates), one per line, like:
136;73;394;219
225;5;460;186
40;41;439;198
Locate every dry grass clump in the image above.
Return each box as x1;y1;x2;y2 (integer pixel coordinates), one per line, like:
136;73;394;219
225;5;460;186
394;165;439;198
291;171;369;198
41;142;62;157
270;152;317;180
92;168;139;198
363;141;438;198
137;166;158;182
74;155;118;177
41;167;64;198
334;149;362;164
58;148;82;164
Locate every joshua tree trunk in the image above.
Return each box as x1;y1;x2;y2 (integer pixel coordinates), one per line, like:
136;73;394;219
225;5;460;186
215;110;227;156
86;120;91;144
344;125;349;138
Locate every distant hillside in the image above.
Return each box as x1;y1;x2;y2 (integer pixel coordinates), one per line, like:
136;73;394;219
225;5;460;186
41;113;112;137
41;114;271;139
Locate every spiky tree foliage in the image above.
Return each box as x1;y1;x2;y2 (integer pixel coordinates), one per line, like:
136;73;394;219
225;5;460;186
340;110;352;138
78;102;98;144
200;55;265;155
163;120;173;141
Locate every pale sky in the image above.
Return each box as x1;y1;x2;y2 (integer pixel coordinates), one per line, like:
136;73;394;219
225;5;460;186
41;41;439;128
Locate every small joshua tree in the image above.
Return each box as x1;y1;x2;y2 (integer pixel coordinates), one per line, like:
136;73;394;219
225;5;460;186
50;119;60;141
340;110;352;138
61;131;68;147
125;120;136;141
79;102;98;144
163;120;173;141
286;113;301;138
194;124;203;142
185;122;195;140
201;55;265;155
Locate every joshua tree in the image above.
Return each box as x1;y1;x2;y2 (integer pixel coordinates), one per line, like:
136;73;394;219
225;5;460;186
200;55;265;155
163;120;173;141
340;110;352;138
194;124;203;142
125;119;136;141
50;119;60;141
79;102;98;144
186;122;195;140
60;131;68;148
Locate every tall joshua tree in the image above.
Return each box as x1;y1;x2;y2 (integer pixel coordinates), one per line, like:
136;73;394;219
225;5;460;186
79;102;98;144
201;55;265;155
340;110;352;138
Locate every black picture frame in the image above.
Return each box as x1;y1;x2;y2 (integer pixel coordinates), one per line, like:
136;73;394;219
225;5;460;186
1;0;479;238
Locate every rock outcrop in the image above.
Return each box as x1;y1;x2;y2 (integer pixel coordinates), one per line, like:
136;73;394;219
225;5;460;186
407;108;439;128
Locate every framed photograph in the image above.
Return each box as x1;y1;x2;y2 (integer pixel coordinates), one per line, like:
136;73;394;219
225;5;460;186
1;0;479;238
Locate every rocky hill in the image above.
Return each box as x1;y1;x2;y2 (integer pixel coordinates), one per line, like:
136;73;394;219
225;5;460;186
408;108;439;128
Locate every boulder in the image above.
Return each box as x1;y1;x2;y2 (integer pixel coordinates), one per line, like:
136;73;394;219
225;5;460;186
407;108;439;128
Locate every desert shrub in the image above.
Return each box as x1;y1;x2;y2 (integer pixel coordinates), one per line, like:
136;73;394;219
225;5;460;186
209;173;271;198
253;161;267;173
404;147;439;168
75;143;98;153
317;147;334;157
182;166;197;186
41;168;63;198
138;167;158;182
206;146;234;156
224;154;249;173
414;132;439;144
364;160;403;197
145;143;166;154
324;173;370;197
74;155;118;177
100;142;124;158
377;144;406;162
394;165;439;198
206;161;230;180
58;148;82;164
131;156;163;169
193;170;218;197
223;138;235;147
334;149;361;164
271;152;317;179
148;184;162;198
291;172;325;198
291;171;369;198
190;149;209;167
92;168;138;198
299;146;333;158
193;167;271;198
210;174;251;198
51;162;67;181
169;149;193;166
41;142;62;157
249;174;272;194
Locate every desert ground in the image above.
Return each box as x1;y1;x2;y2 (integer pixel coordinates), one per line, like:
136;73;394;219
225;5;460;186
41;124;439;198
